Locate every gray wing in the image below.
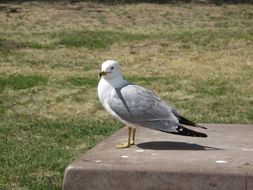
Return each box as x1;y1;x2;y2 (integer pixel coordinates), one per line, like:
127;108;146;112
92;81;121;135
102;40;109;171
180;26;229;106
108;84;179;132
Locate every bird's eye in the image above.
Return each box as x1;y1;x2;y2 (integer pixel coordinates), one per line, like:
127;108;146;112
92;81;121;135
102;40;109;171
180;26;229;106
111;67;114;70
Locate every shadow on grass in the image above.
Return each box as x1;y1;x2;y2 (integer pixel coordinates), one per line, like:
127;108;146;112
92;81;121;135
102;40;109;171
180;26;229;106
137;141;222;151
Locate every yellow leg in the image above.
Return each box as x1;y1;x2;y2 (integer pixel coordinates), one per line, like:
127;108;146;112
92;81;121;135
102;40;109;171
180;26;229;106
130;127;136;145
115;127;134;149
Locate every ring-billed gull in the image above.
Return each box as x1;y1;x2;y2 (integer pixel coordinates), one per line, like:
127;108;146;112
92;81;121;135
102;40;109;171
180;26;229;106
98;60;207;149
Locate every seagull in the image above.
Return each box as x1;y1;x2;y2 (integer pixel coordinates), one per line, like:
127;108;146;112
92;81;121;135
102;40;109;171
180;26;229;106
98;60;207;149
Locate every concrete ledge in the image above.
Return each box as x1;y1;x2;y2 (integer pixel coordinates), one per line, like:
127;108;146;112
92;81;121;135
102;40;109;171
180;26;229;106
63;124;253;190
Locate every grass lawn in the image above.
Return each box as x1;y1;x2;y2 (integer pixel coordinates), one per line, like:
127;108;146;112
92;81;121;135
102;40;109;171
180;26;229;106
0;1;253;189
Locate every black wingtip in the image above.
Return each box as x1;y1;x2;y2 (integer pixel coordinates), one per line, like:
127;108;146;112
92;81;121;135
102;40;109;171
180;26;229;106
177;115;207;130
162;125;208;138
195;123;208;130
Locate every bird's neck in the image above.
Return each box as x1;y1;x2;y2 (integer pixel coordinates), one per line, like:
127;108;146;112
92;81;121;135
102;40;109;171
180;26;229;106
103;76;128;89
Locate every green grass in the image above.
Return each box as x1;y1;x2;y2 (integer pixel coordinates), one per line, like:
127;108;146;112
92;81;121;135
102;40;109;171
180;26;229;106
0;39;24;52
192;79;234;97
0;118;122;190
0;75;48;91
0;1;252;190
56;30;150;49
126;76;181;91
0;38;54;52
163;29;253;51
1;30;150;52
66;76;99;87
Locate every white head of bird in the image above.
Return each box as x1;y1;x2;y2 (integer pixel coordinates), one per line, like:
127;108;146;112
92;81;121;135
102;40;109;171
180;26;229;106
99;60;126;88
99;60;122;79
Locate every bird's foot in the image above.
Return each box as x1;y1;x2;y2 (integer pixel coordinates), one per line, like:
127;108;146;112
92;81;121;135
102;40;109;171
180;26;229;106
115;127;136;149
115;142;130;149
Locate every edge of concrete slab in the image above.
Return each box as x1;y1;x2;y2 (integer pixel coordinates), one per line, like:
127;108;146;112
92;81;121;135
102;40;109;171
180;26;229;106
63;124;253;190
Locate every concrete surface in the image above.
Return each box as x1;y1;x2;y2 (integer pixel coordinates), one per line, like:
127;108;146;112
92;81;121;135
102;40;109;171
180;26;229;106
63;124;253;190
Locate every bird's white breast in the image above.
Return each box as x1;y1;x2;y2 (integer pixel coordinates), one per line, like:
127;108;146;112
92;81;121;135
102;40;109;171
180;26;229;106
98;78;112;106
97;78;130;125
97;78;119;117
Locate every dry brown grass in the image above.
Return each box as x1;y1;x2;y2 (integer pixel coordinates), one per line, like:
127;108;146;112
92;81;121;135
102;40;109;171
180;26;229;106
1;2;253;121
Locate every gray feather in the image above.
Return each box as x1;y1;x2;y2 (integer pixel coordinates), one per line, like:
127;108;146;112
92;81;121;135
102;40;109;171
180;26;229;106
108;84;179;132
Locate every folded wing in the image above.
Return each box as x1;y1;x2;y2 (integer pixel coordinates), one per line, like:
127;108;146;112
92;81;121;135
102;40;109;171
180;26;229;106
108;84;207;137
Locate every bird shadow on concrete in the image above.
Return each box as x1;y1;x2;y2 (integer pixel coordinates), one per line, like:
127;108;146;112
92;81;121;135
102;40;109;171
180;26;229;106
137;141;222;151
